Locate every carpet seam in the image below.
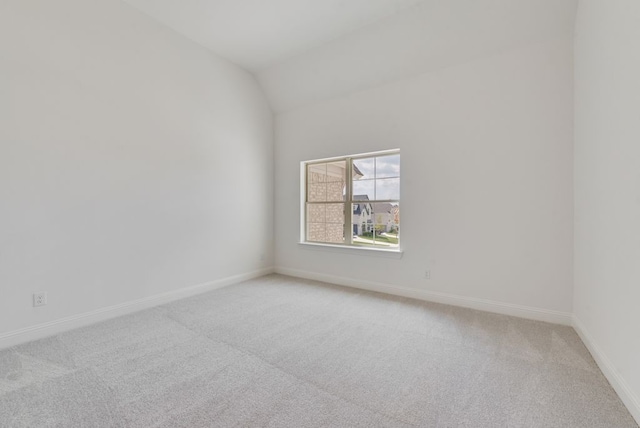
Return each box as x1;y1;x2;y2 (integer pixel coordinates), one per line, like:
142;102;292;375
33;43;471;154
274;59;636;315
163;309;419;426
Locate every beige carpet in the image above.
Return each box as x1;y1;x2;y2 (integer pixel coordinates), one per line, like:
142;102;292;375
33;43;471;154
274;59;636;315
0;274;637;427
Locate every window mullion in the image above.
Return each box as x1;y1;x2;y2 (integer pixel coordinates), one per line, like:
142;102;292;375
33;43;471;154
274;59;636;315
345;158;353;245
304;164;308;242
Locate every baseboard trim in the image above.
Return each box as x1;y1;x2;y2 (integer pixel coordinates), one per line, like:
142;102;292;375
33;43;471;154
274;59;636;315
275;267;572;325
0;267;274;350
573;315;640;425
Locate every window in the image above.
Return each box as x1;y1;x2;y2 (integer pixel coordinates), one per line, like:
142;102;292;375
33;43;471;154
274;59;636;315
302;149;400;250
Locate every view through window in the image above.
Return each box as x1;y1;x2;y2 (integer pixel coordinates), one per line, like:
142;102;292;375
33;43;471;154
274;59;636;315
303;150;400;249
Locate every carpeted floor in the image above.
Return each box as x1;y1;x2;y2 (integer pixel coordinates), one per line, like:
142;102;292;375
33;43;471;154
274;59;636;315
0;274;637;427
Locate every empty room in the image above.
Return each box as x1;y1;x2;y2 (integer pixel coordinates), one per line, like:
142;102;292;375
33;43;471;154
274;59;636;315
1;0;639;426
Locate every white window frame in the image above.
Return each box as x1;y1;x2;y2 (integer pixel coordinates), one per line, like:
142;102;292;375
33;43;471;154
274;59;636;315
300;149;401;254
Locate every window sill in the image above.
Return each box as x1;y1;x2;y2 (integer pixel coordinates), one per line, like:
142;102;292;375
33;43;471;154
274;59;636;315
298;242;404;259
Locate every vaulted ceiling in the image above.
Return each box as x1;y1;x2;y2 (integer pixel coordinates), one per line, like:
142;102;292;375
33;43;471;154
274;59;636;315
123;0;424;71
123;0;578;111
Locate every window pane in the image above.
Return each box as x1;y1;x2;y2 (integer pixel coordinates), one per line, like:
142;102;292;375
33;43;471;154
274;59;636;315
351;203;374;246
306;203;344;244
307;203;326;222
307;161;345;202
326;224;344;243
352;179;374;200
326;203;344;224
375;177;399;200
352;202;400;248
375;155;400;178
372;202;400;248
352;157;375;180
307;222;325;242
307;183;326;202
308;164;326;182
326;161;346;183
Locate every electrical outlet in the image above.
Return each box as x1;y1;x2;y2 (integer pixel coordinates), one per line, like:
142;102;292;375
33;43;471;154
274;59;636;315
33;292;47;307
425;270;431;280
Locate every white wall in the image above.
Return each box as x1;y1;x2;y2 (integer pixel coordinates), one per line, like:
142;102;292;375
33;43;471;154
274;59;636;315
258;0;578;112
574;0;640;421
0;0;273;337
275;36;574;318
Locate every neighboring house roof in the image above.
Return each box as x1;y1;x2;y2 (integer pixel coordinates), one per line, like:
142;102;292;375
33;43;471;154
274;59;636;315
352;196;400;222
352;164;364;179
372;202;393;214
353;194;370;216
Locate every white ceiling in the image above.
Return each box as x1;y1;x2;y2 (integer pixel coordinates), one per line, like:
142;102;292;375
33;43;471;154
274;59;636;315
124;0;578;112
123;0;425;71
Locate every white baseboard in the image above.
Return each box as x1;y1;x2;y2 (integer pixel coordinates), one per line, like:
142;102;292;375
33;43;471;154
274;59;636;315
275;266;572;325
0;267;274;350
573;315;640;425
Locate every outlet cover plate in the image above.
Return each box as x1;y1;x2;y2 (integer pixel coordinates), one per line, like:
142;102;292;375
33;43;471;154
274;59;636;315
33;292;47;307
